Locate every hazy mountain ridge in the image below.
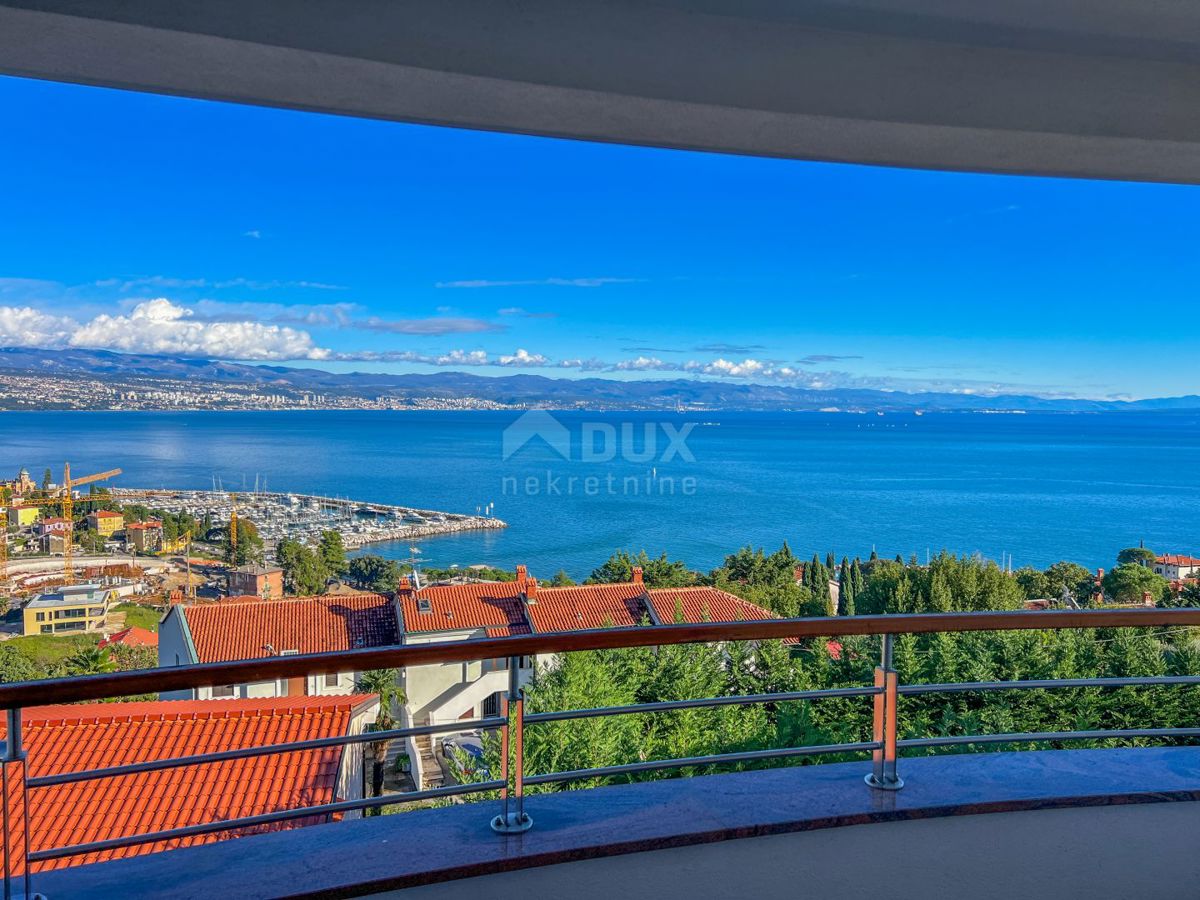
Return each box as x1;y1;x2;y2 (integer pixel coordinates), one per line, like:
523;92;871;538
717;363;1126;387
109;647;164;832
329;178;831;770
2;347;1197;412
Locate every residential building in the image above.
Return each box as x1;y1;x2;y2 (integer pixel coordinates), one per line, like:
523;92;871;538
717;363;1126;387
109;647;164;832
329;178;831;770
0;695;378;875
39;532;69;555
99;625;159;650
1152;554;1200;581
86;509;124;537
125;519;164;553
398;566;787;726
158;593;399;700
22;583;117;635
4;505;38;528
227;564;284;599
35;516;71;537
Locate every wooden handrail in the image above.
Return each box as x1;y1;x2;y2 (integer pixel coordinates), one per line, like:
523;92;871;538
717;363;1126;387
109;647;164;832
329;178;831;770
2;608;1198;709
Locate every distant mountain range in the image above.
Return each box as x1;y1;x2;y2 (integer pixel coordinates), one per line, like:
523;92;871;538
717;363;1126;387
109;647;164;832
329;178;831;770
2;346;1198;412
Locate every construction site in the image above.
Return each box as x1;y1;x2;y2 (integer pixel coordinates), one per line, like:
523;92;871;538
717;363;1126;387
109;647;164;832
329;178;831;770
1;464;506;617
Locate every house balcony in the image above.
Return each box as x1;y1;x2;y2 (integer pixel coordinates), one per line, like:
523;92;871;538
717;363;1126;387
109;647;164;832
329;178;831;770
4;608;1200;899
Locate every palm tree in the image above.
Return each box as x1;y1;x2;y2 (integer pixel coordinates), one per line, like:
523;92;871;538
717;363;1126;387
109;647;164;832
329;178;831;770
66;645;117;676
354;669;404;801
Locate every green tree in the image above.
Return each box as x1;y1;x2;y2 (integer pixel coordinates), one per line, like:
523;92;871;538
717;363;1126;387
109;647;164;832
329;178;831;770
1014;566;1050;601
0;644;40;683
838;557;853;616
587;550;694;588
1116;547;1157;567
223;518;264;566
347;555;402;593
66;645;117;676
41;468;52;491
548;569;576;587
276;538;328;595
318;530;348;576
354;669;404;802
1043;561;1095;605
1102;563;1169;604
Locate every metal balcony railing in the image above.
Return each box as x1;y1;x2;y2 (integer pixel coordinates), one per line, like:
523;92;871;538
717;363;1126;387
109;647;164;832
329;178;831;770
3;608;1200;896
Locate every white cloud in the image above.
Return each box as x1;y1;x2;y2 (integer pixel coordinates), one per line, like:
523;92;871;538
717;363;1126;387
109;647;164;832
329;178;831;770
0;306;79;348
436;349;490;366
66;299;330;360
498;348;549;367
243;230;262;239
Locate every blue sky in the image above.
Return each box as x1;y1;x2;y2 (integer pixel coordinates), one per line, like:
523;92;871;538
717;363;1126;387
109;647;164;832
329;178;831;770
1;74;1197;399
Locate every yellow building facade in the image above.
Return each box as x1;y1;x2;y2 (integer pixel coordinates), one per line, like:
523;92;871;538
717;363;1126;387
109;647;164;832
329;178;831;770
88;510;124;537
23;584;117;635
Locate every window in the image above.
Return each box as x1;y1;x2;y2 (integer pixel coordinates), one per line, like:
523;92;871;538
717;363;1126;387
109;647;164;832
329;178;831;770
40;625;52;634
324;672;340;688
211;685;237;698
35;612;44;622
417;598;432;613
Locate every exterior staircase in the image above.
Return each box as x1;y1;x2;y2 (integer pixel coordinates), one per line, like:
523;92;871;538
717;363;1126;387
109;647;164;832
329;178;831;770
413;734;444;790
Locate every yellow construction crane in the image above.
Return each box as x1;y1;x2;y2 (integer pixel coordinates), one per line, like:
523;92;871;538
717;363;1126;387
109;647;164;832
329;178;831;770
0;464;122;586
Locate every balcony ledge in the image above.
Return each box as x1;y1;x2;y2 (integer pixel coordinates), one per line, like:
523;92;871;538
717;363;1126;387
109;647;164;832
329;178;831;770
30;746;1200;899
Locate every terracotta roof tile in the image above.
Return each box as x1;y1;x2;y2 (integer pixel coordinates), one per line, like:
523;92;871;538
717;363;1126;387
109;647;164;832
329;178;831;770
1;695;373;874
182;594;397;662
400;582;529;636
1156;554;1200;567
646;586;781;625
98;626;158;649
524;583;649;632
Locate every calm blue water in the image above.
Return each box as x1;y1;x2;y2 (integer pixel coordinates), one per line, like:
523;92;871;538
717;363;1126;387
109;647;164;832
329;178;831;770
2;410;1198;577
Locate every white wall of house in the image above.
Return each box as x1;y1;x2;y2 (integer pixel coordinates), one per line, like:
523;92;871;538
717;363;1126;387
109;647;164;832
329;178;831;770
337;698;379;820
402;629;534;725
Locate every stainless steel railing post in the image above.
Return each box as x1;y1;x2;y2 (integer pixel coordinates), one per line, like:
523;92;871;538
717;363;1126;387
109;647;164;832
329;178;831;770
491;656;533;833
866;634;903;790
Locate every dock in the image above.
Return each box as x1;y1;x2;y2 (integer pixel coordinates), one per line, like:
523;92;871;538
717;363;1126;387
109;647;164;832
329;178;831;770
108;488;506;550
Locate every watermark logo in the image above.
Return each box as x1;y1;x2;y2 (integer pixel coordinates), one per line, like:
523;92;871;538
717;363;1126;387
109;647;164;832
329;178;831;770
500;410;699;497
501;409;572;461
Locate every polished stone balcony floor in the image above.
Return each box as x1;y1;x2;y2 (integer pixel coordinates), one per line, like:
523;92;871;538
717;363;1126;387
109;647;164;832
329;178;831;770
30;746;1200;899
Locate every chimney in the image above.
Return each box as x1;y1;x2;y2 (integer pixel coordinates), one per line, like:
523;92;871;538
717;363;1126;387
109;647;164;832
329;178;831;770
1096;568;1104;583
516;565;528;587
632;566;643;585
526;576;538;601
1142;590;1155;606
406;573;418;591
168;589;183;606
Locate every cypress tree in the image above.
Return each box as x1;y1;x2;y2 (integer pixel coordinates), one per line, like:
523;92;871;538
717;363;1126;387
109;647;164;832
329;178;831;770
825;551;835;571
851;558;865;599
838;557;852;616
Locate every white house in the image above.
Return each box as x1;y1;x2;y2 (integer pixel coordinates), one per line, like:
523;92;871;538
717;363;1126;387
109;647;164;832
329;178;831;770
1152;554;1200;581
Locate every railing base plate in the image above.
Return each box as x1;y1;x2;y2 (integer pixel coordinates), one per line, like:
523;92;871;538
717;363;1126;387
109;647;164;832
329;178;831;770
864;773;904;791
490;812;533;834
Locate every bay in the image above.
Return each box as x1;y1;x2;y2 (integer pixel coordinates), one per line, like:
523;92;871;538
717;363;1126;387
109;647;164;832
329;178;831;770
2;409;1197;578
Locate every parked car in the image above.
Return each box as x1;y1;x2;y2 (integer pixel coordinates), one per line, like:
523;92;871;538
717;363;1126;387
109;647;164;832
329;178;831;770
441;730;488;779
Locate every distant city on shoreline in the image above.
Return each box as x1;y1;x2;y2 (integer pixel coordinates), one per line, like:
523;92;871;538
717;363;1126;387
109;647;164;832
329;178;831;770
3;347;1199;413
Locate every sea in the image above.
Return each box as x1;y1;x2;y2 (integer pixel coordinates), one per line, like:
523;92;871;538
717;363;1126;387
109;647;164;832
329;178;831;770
3;409;1198;579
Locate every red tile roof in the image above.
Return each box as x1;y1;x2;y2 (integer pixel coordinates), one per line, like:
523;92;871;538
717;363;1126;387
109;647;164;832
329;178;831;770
90;510;123;518
524;583;649;632
1156;554;1200;567
646;586;781;625
400;582;530;636
125;520;162;531
98;625;158;649
1;695;374;874
182;593;397;662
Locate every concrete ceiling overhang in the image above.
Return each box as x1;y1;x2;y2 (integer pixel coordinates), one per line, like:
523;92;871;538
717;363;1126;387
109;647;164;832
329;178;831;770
3;0;1200;183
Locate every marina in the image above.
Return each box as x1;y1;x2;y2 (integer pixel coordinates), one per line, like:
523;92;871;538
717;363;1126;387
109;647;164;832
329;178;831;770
108;488;506;551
